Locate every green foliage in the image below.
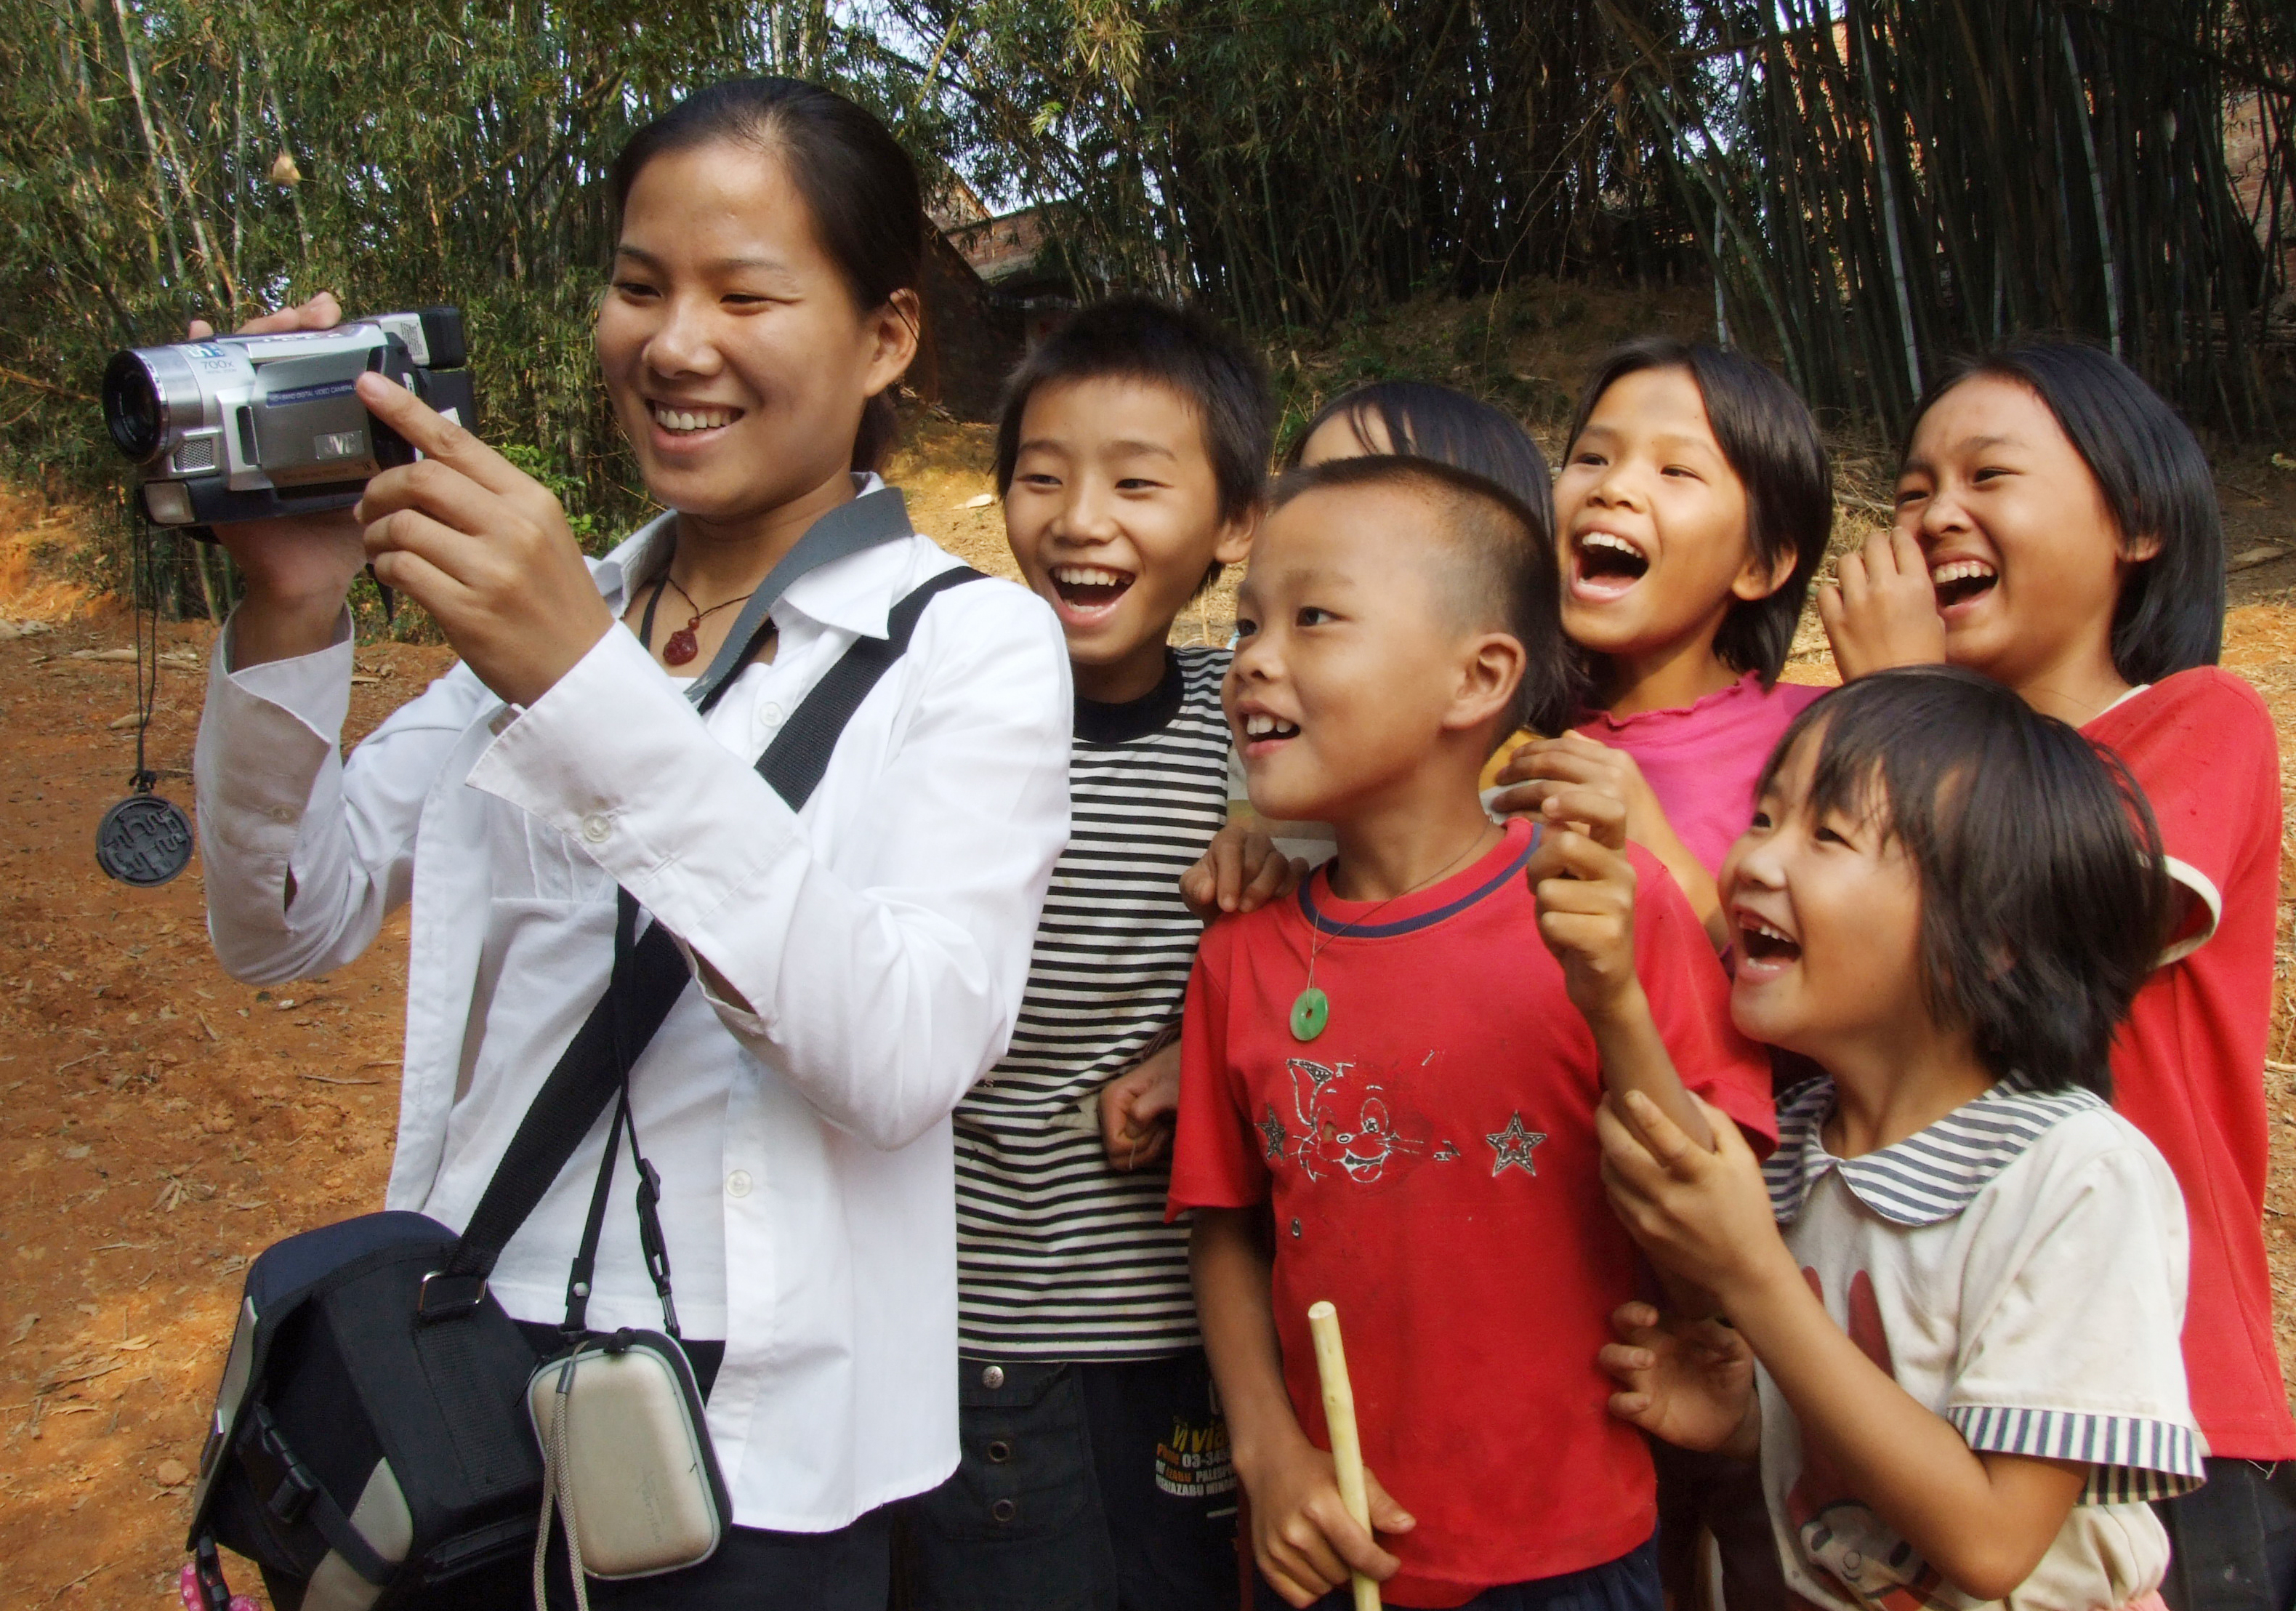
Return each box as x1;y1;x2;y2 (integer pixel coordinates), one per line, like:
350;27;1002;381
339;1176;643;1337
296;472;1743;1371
882;0;1709;335
1623;0;2296;434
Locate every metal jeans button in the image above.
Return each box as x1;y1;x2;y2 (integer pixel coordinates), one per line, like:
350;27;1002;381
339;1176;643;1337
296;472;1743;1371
980;1363;1005;1389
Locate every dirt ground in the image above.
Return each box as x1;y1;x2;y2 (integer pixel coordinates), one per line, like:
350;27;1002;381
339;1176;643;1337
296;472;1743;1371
9;438;2296;1605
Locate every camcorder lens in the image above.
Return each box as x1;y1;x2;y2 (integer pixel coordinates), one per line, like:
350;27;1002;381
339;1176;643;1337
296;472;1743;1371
103;353;166;461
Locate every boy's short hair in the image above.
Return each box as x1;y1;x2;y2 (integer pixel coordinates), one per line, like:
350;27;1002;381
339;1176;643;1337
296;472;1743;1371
1286;381;1552;510
1568;337;1832;687
1759;667;2171;1096
1270;455;1583;736
994;295;1274;547
1910;341;2223;685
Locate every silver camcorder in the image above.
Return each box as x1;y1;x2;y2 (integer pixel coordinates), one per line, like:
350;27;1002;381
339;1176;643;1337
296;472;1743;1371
102;307;475;531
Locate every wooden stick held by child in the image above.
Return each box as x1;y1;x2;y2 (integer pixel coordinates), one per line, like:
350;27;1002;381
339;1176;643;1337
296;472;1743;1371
1308;1302;1382;1611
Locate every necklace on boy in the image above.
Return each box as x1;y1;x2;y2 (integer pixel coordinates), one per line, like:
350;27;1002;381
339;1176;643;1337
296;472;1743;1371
1292;827;1495;1042
650;575;757;667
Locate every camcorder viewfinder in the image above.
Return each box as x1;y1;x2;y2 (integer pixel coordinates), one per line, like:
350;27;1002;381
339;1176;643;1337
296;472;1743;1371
102;307;475;531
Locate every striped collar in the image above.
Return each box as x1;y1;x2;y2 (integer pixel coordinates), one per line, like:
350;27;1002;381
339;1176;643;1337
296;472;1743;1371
1764;1074;2107;1226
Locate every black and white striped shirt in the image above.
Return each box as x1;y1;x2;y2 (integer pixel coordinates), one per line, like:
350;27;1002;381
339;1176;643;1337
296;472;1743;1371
955;648;1231;1358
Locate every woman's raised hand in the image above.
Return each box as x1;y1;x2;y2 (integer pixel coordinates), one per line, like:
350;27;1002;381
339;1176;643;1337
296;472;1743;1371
353;373;614;708
196;292;374;670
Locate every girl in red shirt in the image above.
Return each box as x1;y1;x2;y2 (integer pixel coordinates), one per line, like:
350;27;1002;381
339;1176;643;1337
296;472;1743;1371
1826;340;2295;1611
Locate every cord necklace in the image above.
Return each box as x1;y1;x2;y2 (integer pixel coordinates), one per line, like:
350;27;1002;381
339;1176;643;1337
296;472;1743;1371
1292;824;1497;1042
650;574;758;667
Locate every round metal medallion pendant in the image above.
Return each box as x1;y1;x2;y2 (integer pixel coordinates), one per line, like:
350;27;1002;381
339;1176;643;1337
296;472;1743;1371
96;794;194;887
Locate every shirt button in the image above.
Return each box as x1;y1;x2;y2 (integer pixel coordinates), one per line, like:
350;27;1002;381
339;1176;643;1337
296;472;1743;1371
757;702;785;730
581;813;611;844
725;1170;753;1199
980;1364;1005;1390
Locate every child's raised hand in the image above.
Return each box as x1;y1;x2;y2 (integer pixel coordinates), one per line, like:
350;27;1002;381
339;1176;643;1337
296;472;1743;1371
1497;734;1729;952
1597;1090;1792;1303
1599;1301;1759;1457
1527;795;1641;1018
1491;734;1667;849
1099;1042;1180;1170
1818;529;1946;680
1245;1434;1413;1607
1180;821;1306;919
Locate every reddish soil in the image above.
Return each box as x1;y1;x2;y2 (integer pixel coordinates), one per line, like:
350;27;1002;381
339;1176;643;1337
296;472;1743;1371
5;441;2296;1604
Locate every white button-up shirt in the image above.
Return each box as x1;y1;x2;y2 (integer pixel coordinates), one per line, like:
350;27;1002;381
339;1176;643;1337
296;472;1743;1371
192;497;1072;1531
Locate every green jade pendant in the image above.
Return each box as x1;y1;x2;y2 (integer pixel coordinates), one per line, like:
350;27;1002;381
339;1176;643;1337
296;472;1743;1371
1290;986;1330;1041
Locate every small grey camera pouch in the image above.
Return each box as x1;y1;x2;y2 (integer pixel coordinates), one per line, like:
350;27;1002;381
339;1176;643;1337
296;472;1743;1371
528;1077;727;1608
528;1328;726;1593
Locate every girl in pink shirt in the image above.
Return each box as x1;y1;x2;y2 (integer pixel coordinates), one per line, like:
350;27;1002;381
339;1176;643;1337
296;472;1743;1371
1491;337;1834;1611
1493;337;1833;951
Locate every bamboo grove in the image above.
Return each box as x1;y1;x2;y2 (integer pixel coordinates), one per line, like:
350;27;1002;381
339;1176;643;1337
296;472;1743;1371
1;0;2292;596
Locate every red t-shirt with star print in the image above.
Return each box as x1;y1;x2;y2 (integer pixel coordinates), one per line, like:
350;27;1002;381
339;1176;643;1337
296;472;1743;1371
1168;818;1773;1607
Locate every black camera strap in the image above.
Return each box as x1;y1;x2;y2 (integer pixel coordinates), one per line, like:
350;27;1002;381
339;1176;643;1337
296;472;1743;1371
419;557;986;1317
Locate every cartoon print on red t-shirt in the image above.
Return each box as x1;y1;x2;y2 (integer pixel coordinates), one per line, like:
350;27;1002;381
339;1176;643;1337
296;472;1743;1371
1281;1057;1433;1182
1787;1267;1953;1611
1253;1057;1477;1184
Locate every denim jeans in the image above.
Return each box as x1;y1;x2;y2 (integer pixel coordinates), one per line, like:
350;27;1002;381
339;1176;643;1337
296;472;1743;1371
897;1351;1240;1611
1255;1535;1661;1611
2159;1458;2296;1611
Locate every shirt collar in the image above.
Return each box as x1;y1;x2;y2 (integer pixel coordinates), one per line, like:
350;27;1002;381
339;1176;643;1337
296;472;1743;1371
1763;1074;2107;1227
591;473;908;638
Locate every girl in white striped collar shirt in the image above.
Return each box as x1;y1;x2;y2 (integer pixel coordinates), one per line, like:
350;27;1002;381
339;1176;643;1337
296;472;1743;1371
1563;667;2204;1611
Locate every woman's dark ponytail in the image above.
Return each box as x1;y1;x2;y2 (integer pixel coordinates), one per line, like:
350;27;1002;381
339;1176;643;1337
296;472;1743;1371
611;79;925;473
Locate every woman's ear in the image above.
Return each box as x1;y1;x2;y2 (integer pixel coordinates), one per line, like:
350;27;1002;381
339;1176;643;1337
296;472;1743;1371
2121;528;2164;565
1731;537;1802;603
1444;631;1527;735
862;288;922;398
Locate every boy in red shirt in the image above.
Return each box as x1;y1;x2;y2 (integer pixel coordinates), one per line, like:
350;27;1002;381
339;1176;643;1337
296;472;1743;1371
1169;456;1773;1609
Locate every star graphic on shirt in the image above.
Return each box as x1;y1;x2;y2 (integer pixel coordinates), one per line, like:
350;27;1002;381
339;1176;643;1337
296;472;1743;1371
1485;1112;1547;1178
1258;1104;1289;1163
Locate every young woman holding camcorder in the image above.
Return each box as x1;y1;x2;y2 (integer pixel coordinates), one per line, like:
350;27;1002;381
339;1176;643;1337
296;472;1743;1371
182;79;1070;1610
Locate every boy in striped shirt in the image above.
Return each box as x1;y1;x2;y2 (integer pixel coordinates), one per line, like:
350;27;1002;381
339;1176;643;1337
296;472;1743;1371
897;297;1278;1609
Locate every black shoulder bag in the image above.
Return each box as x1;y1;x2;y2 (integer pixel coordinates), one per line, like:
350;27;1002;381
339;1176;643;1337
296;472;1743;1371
184;501;981;1611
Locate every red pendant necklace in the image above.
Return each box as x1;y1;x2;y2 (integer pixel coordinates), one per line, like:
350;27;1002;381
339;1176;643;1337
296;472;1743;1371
653;575;757;667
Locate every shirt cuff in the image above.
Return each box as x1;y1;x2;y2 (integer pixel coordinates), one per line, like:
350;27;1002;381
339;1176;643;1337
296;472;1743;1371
218;607;356;743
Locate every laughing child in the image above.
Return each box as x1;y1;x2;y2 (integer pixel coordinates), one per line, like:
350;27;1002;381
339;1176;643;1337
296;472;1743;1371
1491;338;1833;951
898;297;1270;1610
1169;454;1772;1608
1821;341;2292;1611
1587;668;2203;1611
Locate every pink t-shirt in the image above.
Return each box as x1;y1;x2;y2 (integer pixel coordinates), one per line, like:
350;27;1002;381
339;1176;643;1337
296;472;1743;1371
1574;672;1829;873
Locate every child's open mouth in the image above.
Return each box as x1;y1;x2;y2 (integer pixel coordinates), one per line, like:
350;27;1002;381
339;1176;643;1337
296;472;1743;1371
1929;558;1998;612
1571;531;1650;600
1737;915;1802;968
648;401;743;437
1240;710;1302;748
1050;564;1135;616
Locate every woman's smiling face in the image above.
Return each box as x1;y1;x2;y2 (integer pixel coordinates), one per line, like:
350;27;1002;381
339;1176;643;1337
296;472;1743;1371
595;139;917;531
